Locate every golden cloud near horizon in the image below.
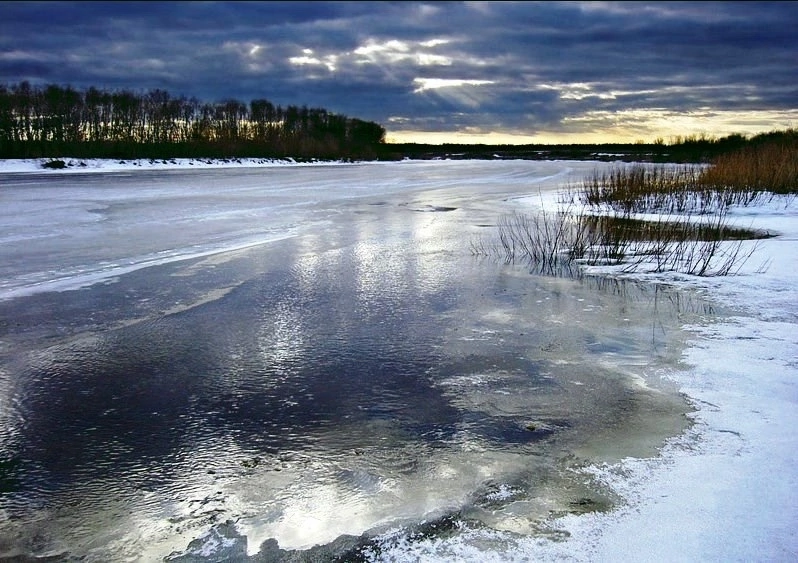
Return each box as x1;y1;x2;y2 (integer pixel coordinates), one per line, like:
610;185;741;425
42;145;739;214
385;108;798;145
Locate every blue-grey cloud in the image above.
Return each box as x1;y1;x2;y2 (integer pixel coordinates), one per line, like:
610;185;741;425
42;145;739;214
1;1;796;142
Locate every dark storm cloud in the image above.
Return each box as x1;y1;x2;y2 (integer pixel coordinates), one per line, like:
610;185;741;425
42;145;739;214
1;1;796;141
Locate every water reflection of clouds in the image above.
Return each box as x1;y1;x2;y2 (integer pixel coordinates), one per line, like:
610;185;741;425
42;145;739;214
407;207;459;297
352;240;403;319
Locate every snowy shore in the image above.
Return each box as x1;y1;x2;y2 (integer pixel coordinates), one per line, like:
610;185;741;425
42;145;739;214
0;156;353;174
378;168;798;561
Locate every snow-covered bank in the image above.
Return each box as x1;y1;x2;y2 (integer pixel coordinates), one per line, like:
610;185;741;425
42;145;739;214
0;156;356;174
549;316;797;562
540;197;798;561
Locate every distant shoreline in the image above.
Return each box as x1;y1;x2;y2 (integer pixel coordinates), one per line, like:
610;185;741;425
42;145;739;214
0;149;727;175
0;154;667;176
0;156;361;174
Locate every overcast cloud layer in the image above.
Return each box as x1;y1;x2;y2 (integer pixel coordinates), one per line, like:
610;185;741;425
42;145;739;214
2;1;797;143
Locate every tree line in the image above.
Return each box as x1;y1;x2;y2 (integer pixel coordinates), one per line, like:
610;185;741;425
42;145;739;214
0;82;386;160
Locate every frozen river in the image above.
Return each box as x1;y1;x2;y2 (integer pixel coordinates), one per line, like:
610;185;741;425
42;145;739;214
0;160;716;560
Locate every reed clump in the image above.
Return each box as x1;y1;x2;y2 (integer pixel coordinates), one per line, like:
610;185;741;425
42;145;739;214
574;164;723;214
471;208;767;277
473;138;792;277
699;139;798;196
574;138;797;215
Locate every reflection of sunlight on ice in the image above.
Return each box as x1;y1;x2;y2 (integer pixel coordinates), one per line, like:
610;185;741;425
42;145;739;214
437;373;491;388
480;308;518;325
410;208;458;294
353;240;409;314
244;481;375;553
255;296;305;390
236;464;406;553
229;444;538;554
130;436;258;560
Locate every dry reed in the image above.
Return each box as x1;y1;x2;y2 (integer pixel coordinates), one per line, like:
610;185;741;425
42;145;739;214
473;140;792;277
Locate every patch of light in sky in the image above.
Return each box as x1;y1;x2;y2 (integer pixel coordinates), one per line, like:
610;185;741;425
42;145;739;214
416;53;452;66
352;38;453;67
412;78;494;93
419;38;451;48
289;49;337;72
354;39;410;56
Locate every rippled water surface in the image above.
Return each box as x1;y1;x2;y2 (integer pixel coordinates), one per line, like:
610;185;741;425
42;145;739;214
0;162;719;560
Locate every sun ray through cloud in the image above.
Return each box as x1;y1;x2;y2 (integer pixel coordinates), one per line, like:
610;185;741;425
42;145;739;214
0;1;794;143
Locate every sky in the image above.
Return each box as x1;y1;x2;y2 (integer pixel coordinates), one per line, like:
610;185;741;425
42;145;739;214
1;1;797;145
